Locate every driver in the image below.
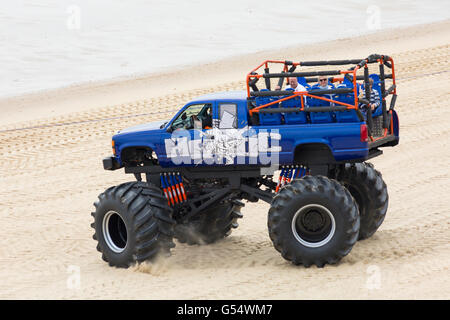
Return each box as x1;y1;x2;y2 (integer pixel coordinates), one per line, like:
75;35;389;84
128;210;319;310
203;106;212;129
188;115;201;129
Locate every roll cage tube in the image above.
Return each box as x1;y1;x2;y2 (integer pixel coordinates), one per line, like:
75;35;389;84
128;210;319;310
246;54;397;144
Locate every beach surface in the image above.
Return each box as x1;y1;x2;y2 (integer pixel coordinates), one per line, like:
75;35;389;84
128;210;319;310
0;20;449;299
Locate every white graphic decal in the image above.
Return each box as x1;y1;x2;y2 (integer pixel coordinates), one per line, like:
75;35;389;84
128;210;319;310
165;127;281;165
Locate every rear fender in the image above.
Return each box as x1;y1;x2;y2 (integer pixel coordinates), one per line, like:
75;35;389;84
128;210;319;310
293;141;335;165
391;109;399;137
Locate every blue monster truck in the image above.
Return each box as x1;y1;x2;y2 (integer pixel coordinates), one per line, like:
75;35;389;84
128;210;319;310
92;54;399;268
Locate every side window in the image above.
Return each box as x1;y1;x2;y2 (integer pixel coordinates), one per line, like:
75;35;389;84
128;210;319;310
171;103;212;130
218;103;237;129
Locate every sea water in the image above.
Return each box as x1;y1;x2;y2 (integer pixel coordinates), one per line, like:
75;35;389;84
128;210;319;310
1;0;449;97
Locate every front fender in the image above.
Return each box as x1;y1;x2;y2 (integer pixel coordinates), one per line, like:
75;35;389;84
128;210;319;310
116;141;160;165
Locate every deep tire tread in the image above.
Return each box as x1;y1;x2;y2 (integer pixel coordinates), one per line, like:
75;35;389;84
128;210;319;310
268;175;360;268
91;181;175;268
337;162;388;240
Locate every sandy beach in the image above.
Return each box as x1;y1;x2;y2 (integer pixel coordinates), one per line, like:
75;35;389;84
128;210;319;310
0;20;449;299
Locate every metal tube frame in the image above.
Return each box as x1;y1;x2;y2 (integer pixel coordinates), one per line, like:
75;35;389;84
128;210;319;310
246;55;397;143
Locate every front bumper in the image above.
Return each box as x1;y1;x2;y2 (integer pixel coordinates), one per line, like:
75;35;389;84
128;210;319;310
103;156;121;170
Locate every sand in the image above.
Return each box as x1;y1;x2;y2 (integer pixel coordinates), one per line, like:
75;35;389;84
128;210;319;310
0;20;449;300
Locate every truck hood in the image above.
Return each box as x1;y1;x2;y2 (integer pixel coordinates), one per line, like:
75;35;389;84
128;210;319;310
117;120;168;134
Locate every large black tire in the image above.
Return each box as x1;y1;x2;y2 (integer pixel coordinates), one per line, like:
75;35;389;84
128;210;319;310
268;176;360;267
174;199;244;245
91;182;175;268
337;162;388;240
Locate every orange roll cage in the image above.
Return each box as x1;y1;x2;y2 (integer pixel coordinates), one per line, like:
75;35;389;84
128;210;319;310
245;55;397;142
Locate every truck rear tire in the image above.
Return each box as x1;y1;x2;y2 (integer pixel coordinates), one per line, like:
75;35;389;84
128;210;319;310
268;176;360;267
91;182;175;268
174;199;244;245
337;162;388;240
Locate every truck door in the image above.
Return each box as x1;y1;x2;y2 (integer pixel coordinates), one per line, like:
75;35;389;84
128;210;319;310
161;102;213;166
209;102;248;165
215;102;281;166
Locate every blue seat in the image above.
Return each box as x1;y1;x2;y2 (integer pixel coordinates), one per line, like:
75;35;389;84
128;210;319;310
306;85;334;123
369;74;380;87
255;89;272;107
297;77;311;90
335;110;360;122
256;89;282;125
334;83;360;122
307;84;331;106
281;88;307;124
369;74;383;117
325;81;336;89
343;75;355;87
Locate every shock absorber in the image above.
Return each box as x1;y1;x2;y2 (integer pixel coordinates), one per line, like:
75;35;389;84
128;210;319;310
161;172;188;206
163;173;175;206
170;173;182;203
281;166;291;187
276;165;310;193
276;167;286;193
160;174;171;206
286;166;294;184
176;173;187;202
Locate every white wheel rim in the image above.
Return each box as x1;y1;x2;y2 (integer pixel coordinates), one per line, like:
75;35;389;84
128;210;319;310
102;210;127;253
291;204;336;248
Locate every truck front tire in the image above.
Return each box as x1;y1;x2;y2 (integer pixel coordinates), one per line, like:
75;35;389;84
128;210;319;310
91;182;175;268
337;162;388;240
268;176;360;267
